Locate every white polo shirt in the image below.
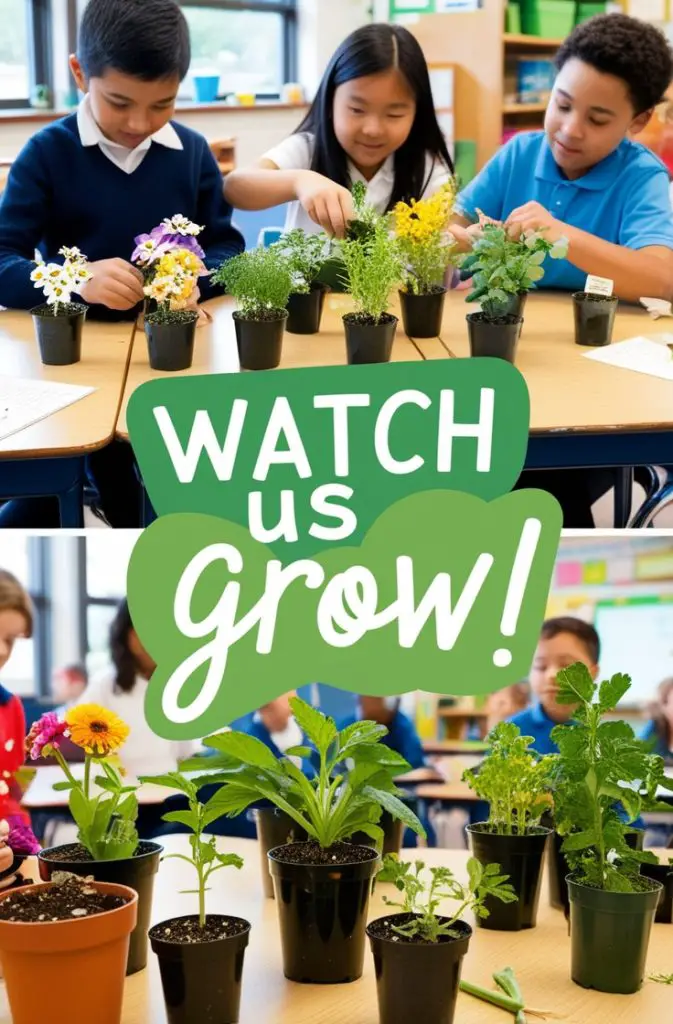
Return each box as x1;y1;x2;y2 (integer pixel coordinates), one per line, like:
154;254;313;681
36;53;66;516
262;131;452;233
76;94;183;174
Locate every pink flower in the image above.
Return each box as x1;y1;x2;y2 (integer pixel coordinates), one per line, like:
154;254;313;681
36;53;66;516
28;711;69;760
7;824;40;856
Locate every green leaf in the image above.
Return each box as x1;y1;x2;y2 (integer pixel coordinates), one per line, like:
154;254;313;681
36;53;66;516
200;785;260;819
289;697;337;755
162;810;196;829
139;772;197;799
284;746;313;760
598;673;631;712
467;857;483;891
526;265;544;282
68;786;94;832
214;851;244;869
53;780;74;792
116;792;138;823
556;663;595;705
93;775;120;794
201;731;281;772
363;786;426;837
561;830;597;852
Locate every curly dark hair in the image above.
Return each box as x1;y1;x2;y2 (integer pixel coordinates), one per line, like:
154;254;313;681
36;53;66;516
555;13;673;115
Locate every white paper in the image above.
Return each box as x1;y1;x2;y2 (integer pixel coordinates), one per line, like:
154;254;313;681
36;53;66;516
640;296;672;320
0;376;95;442
585;274;614;297
583;336;673;381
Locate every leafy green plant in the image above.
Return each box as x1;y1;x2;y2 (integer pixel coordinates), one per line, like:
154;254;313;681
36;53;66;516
212;245;294;318
378;853;516;941
139;771;243;929
271;229;332;293
338;184;403;322
462;722;552;835
548;663;673;892
460;225;568;319
181;697;425;848
650;972;673;985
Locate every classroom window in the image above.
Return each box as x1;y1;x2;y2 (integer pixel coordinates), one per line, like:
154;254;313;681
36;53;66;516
0;0;52;110
0;537;49;696
82;533;140;681
180;0;297;97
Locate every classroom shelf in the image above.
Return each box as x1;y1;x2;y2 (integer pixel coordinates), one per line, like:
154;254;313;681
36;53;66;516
504;33;563;47
503;101;548;114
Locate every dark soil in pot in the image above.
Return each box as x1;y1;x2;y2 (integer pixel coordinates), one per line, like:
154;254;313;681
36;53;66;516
234;308;287;370
286;282;328;334
548;827;644;915
466;311;521;362
31;302;87;366
568;874;662;994
150;914;251;1024
0;875;128;921
268;840;379;983
399;286;446;338
255;806;308;899
572;291;618;347
145;309;198;371
466;823;550;930
367;914;472;1024
343;312;397;365
38;839;162;975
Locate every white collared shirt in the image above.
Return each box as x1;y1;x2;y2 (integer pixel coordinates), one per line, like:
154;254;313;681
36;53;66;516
253;711;304;767
76;94;183;174
263;131;452;234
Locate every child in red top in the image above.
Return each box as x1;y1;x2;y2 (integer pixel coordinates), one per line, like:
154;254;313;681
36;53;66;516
0;571;32;826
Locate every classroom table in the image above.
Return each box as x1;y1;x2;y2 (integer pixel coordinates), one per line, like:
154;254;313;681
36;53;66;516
423;738;490;755
1;836;667;1023
0;309;135;525
117;291;673;526
21;763;171;809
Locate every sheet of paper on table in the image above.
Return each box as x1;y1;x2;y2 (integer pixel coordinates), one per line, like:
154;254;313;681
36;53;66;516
0;376;95;442
583;335;673;381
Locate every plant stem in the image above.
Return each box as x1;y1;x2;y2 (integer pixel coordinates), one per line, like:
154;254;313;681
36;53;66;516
84;756;91;803
459;980;524;1014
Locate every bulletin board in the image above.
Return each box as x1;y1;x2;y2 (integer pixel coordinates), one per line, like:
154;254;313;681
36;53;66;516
594;598;673;705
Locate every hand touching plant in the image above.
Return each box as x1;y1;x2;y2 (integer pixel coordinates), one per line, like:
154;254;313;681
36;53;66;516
139;771;243;929
26;705;139;861
378;853;517;941
185;696;425;848
548;664;673;891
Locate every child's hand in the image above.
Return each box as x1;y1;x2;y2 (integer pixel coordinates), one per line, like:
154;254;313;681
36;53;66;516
295;171;355;239
79;258;145;311
448;223;483;253
504;201;563;241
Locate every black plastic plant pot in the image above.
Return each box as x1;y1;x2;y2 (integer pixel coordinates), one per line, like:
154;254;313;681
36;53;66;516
466;824;550;931
367;914;472;1024
31;302;86;366
548;828;644;915
399;287;446;338
343;313;397;365
145;311;198;371
38;840;162;975
286;283;328;334
572;291;618;347
501;292;527;320
348;811;404;858
254;807;308;899
268;842;380;983
568;875;662;994
466;312;521;363
149;915;251;1024
234;310;287;370
640;860;673;924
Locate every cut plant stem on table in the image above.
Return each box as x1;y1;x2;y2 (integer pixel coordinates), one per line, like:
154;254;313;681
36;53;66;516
460;967;561;1021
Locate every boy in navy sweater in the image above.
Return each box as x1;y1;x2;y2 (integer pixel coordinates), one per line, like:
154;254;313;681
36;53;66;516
0;0;243;526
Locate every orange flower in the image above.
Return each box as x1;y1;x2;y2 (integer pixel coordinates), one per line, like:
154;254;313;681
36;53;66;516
65;704;129;757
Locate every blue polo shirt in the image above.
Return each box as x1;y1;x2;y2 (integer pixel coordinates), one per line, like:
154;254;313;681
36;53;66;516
456;131;673;292
509;702;561;755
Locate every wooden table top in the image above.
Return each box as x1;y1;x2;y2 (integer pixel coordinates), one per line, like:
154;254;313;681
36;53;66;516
0;309;134;458
423;738;490;755
416;781;479;802
117;291;673;444
22;763;184;809
1;838;667;1023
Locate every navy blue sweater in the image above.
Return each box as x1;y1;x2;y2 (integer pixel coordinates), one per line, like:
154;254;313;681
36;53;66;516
0;114;244;319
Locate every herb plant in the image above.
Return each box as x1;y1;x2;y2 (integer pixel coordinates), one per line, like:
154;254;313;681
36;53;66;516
460;225;568;319
30;246;92;316
378;853;517;941
184;697;425;848
345;181;378;243
212;245;294;318
139;771;243;929
271;229;332;293
392;180;458;295
339;187;403;323
462;722;552;835
548;664;673;892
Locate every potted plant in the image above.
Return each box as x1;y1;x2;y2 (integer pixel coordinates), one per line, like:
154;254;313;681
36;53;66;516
572;290;619;347
392;180;458;338
367;853;516;1024
272;229;333;334
460;225;568;361
132;214;209;372
339;182;403;364
549;663;673;994
141;772;249;1024
0;871;137;1024
463;721;552;931
29;246;92;366
212;246;294;370
26;706;162;976
254;805;307;899
197;696;425;983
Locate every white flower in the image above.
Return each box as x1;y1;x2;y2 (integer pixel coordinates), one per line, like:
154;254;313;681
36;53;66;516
606;849;618;864
59;245;85;264
162;214;203;237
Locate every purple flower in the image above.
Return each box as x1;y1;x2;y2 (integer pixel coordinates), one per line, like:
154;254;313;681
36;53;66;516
7;824;40;856
162;233;206;260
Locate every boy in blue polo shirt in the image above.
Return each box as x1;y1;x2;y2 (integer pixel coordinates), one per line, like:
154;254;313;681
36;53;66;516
0;0;243;528
452;13;673;301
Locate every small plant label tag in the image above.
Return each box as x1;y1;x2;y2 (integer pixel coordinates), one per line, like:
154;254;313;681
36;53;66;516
585;275;614;298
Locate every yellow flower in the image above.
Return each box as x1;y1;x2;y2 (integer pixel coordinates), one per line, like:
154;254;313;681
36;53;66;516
65;704;130;757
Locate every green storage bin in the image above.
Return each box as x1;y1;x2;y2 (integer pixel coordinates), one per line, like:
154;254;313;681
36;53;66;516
520;0;576;37
454;140;477;188
576;1;607;23
506;3;522;33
